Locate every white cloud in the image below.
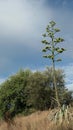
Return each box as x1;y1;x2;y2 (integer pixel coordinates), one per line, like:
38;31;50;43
66;83;73;91
62;63;73;90
0;78;6;84
0;0;52;42
0;0;73;79
0;0;53;76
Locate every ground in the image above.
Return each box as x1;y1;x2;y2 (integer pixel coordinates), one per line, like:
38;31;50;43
0;107;73;130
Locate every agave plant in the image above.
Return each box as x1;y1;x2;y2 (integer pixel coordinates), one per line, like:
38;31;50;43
54;105;69;124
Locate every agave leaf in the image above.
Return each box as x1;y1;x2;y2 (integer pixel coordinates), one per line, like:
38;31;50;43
42;33;46;37
50;21;56;27
56;59;62;62
54;28;60;32
42;49;47;52
43;55;48;58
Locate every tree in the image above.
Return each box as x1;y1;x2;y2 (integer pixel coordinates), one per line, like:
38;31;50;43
0;69;32;118
43;67;66;108
42;21;66;107
27;71;52;110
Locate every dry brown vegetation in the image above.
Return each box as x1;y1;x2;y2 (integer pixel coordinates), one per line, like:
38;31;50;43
0;109;73;130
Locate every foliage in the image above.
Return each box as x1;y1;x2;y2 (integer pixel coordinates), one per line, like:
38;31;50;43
43;67;66;108
0;69;32;118
26;71;52;110
0;68;72;119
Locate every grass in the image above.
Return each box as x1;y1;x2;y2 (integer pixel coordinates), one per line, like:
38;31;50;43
0;108;73;130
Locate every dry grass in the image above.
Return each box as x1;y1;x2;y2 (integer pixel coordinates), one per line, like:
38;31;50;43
0;109;73;130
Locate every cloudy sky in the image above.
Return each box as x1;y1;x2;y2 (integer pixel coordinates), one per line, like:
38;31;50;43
0;0;73;90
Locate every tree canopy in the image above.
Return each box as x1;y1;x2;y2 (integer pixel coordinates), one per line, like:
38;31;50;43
0;68;72;119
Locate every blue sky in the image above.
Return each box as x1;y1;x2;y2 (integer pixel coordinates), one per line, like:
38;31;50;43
0;0;73;90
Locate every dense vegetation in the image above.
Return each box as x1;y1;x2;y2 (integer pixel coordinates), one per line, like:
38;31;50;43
0;68;72;119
